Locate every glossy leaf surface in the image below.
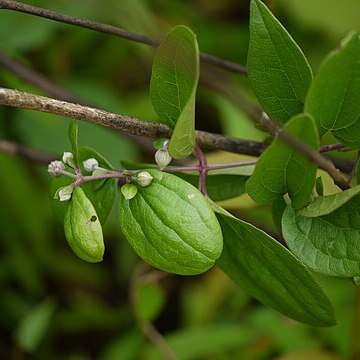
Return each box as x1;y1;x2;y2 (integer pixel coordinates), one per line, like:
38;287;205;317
64;187;104;263
248;0;313;124
119;170;223;275
305;32;360;146
282;203;360;277
215;209;336;327
246;114;319;209
150;25;199;159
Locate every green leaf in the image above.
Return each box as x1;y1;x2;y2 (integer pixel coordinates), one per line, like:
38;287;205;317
282;202;360;277
119;170;223;275
176;173;249;202
248;0;313;124
119;161;249;201
64;187;104;263
136;283;166;322
145;325;254;360
68;121;79;163
215;209;336;327
121;184;138;200
15;299;56;353
246;114;319;209
298;185;360;217
305;32;360;147
150;25;199;159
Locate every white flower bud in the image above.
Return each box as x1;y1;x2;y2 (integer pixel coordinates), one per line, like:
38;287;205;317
58;185;73;201
136;171;153;187
62;152;75;167
83;158;99;172
155;149;172;170
48;160;65;177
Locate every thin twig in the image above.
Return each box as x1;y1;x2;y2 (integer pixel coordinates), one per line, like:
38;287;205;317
129;263;176;360
0;52;86;104
194;144;208;196
257;113;350;190
0;87;266;156
0;139;56;163
0;0;247;76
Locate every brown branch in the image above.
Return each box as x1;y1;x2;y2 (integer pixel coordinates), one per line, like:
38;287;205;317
0;87;266;156
0;0;247;76
0;87;354;181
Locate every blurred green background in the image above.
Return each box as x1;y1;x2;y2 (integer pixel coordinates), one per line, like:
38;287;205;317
1;0;360;359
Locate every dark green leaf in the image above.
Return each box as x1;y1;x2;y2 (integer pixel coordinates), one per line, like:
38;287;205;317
64;187;104;263
119;170;223;275
282;202;360;277
176;173;249;201
305;32;360;147
315;176;324;197
272;196;287;233
215;208;335;326
299;185;360;217
246;114;319;209
15;299;56;353
68;121;79;163
248;0;313;124
150;25;199;159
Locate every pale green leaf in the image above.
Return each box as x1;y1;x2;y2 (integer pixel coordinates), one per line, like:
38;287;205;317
150;25;199;159
246;114;319;209
64;187;104;263
305;32;360;147
282;202;360;277
119;170;223;275
299;185;360;217
15;299;56;353
215;208;335;327
248;0;313;124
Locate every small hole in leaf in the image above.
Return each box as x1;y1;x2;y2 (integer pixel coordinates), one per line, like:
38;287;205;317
90;215;97;222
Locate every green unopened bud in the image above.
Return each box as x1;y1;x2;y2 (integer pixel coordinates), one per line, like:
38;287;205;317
57;185;74;202
136;171;153;187
121;184;138;200
83;158;99;172
62;152;75;167
48;160;65;177
155;149;172;170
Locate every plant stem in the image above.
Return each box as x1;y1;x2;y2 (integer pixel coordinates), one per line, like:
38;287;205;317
194;145;208;196
0;0;247;76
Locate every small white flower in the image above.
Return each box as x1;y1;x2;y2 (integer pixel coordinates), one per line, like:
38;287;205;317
62;152;75;166
58;185;73;201
136;171;153;187
155;149;172;170
48;160;65;177
83;158;99;172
